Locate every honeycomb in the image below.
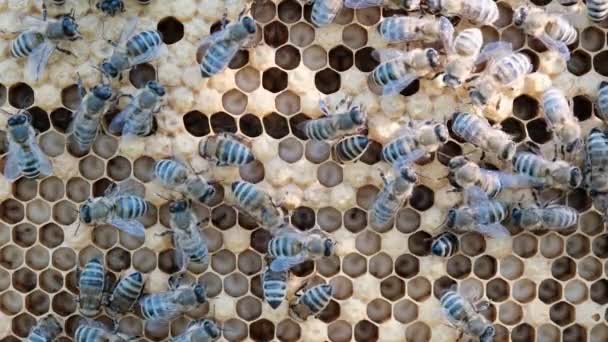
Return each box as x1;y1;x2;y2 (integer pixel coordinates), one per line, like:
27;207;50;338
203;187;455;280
0;0;606;341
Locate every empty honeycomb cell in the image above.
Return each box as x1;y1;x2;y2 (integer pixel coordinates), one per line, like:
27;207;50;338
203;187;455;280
563;324;586;342
378;275;405;301
278;137;304;163
550;301;575;326
13;223;36;248
512;323;535;342
219;318;246;342
579;256;602;281
318;299;341;323
581;27;604;52
408;276;431;302
328;320;352;342
51;247;76;271
432;275;457;299
8;83;34;109
594;51;608;76
395;208;420;234
130;248;156;273
552;256;577;281
303;140;331;164
211;204;237;230
237;296;262;321
541;233;564;258
499;300;523;325
40;223;63;249
354;320;378;342
487;278;510;302
197;272;221;299
343;252;367;277
482;25;500;44
28;107;51;133
39;176;65;202
240;114;264;137
157;17;184;45
60;84;80;111
238;249;262;275
211;249;237;275
26;245;49;270
144;320;170;341
275;45;301;71
13;267;36;294
133;157;156;184
539;279;562;304
436;141;462;165
278;0;302;23
263;68;289;94
183;111;211;137
526;118;552;144
276;319;301;342
12;312;36;337
253;0;276;22
591;324;608;342
513;233;538;258
317;256;341;277
395;254;419;279
409;185;434;211
459;233;486;257
229;50;250;70
474;255;497;279
264;21;289;48
49;108;72;133
158;249;180;274
52;200;78;225
1;290;23;315
356;185;378;210
291;206;315;230
318;161;343;187
408;231;431;256
446;255;472;279
365;253;390;279
366;298;391;324
107;247;130;272
564;279;587;304
572;95;592;121
593;234;608;258
107;156;132;181
0;244;24;270
1;199;25;224
317;206;342;232
25;290;50;316
263;113;290;138
249;318;275;342
39;131;65;157
239;160;265;184
512;278;536;304
500;255;524;280
315;68;341;94
92;134;118;159
355;230;381;256
405;322;431;342
591;279;608;304
568;50;592;76
566;233;589;259
250;228;271;254
210;112;238;133
501;26;526;51
495;2;513;28
223;89;248;115
236;67;261;93
128;64;157;89
501;117;526;142
328;45;354;72
39;268;63;293
538;323;560;342
79;155;105;180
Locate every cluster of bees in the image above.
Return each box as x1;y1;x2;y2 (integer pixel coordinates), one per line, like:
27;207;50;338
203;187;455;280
4;0;608;341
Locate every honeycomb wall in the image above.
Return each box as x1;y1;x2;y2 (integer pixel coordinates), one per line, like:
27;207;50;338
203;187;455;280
0;0;606;341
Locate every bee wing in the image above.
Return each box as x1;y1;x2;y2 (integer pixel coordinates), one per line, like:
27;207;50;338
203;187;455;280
3;143;21;181
475;222;510;238
392;149;425;170
128;40;166;66
381;74;417;96
464;186;489;206
476;41;512;65
372;48;407;63
539;33;571;61
491;171;544;188
24;40;55;82
22;16;48;31
105;179;143;197
172;235;188;271
31;140;53;177
269;255;308;272
344;0;385;8
119;16;140;45
109;218;146;237
108;105;134;135
197;29;229;53
438;17;454;52
139;293;181;323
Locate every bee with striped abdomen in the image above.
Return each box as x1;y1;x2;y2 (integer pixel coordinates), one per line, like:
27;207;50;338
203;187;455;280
431;232;459;257
382;120;448;165
268;228;336;272
170;319;221;342
198;11;256;78
427;0;499;25
587;0;608;22
262;265;288;309
597;82;608;123
100;17;165;80
75;321;137;342
3;110;53;181
298;97;366;141
345;0;421;10
307;0;343;27
154;159;217;205
27;315;61;342
370;153;421;229
584;128;608;208
513;151;582;189
79;180;148;237
448;156;543;197
332;135;370;164
106;271;145;318
513;5;576;60
139;279;207;322
199;133;254;166
542;87;582;156
231;180;285;231
78;257;106;318
289;283;334;322
451;112;516;161
370;48;441;95
7;10;80;81
440;286;495;342
444;186;510;238
108;80;165;137
512;201;578;231
166;199;210;272
96;0;125;16
67;77;114;156
377;15;453;48
443;28;490;88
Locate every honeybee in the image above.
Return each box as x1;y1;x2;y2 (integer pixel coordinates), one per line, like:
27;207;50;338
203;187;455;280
262;265;288;309
27;315;61;342
231;181;285;231
542;87;582;156
378;15;453;48
440;286;495;342
584;128;608;204
444;186;510;238
332;135;370;164
107;271;145;318
430;232;459;257
100;17;166;79
67;77;114;155
587;0;608;22
170;319;221;342
448;156;542;197
96;0;125;16
108;80;165;137
513;151;582;189
451;112;516;161
370;48;441;95
427;0;499;25
512;202;578;231
139;279;207;322
6;10;80;81
166;199;210;272
597;82;608;123
268;228;336;272
154;159;217;205
78;257;106;318
382;120;448;165
370;154;420;229
3;110;53;181
298;97;367;141
345;0;421;10
79;180;148;237
198;12;256;77
289;283;334;322
513;5;576;60
307;0;343;27
75;321;137;342
199;133;254;166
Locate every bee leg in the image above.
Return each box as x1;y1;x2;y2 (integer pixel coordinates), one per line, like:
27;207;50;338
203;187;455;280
479;151;486;161
155;230;173;237
379;169;389;186
56;46;78;59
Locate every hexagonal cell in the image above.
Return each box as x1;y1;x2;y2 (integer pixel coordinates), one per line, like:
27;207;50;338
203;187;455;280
79;155;105;180
394;208;420;234
343;252;366;277
305;140;330;163
501;117;526;142
410;185;434;211
328;320;352;342
249;318;275;342
278;0;302;23
446;255;471;279
262;67;288;93
568;50;592;76
328;45;354;72
500;255;524;280
183;111;210;137
49;108;72;133
128;63;156;89
304;47;330;71
290;22;314;47
552;256;577;281
354;320;378;342
573;95;593;122
343;24;367;49
499;300;523;325
222;89;248;115
513;233;538;258
394;298;418;324
550;301;575;326
512;323;535;342
541;233;564;258
594;51;608;77
25;290;50;316
408;276;431;302
28;107;50;133
405;322;431;342
264;21;288;48
0;290;23;315
315;68;341;94
487;278;510;302
512;278;536;304
563;324;587;342
52;200;78;225
39;268;63;293
39;131;65;157
157;16;184;44
40;223;64;248
1;244;24;270
107;156;132;181
318;161;343;187
263;112;290;138
52;247;76;271
276;45;301;70
329;275;353;300
581;26;604;52
461;233;486;257
236;296;262;321
538;323;560;342
211;249;237;275
408;231;431;256
92;134;118;159
593;234;608;258
579;256;602;281
13;178;37;202
591;279;608;304
379;275;404;301
1;199;25;224
591;324;608;342
210;112;237;133
474;255;497;279
565;233;590;259
539;279;562;304
526;118;552;144
563;279;588;305
8;83;34;109
26;245;49;271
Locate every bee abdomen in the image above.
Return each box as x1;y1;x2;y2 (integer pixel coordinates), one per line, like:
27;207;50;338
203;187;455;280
588;0;608;22
453;29;483;56
140;294;172;320
200;42;233;78
19;154;42;178
494;53;530;85
333;135;369;163
154;159;187;186
78;259;105;317
268;237;301;257
263;268;288;309
11;32;44;58
543;206;577;229
379;17;415;42
218;138;254;165
298;284;333;314
232;180;261;207
114;196;148;219
108;272;144;316
452;112;484;143
597;84;608;121
431;232;459;257
513;152;545;178
440;290;467;320
126;30;162;57
382;136;417;164
547;17;577;45
370;192;400;227
311;0;342;27
462;0;498;25
74;325;104;342
372;61;408;87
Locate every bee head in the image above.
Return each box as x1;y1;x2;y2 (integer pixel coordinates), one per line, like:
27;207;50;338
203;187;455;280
100;62;119;79
193;284;207;303
511;207;523;226
203;320;221;339
7;112;30;141
425;48;440;69
323;238;335;257
169;199;190;213
448;155;468;170
146;81;166;97
79;203;93;224
198;186;216;203
469;90;488;106
61;14;80;40
500;142;516;161
479;326;496;342
443;73;461;87
565;138;582;154
569;167;582;188
349;106;366;126
513;6;529;27
241;16;257;34
446;209;457;228
92;84;113;101
434;124;449;143
400;167;418;183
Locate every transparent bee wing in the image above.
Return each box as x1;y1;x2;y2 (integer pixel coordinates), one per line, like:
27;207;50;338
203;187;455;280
269;255;308;272
344;0;385;8
392;149;425;169
31;140;53;177
381;74;417;95
197;29;229;53
108;104;135;135
119;17;140;45
319;98;331;116
172;235;188;272
539;33;571;61
109;218;146;237
458;283;483;303
139;293;181;323
438;17;454;52
372;48;407;63
475;222;510;238
491;171;544;188
128;40;166;66
476;41;512;65
25;40;55;82
3;143;21;181
464;186;489;206
22;16;48;31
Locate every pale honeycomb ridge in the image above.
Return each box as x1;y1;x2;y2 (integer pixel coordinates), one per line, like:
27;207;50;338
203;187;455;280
0;0;606;341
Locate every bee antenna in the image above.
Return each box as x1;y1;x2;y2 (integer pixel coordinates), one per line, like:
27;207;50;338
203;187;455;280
0;108;13;117
73;221;81;236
